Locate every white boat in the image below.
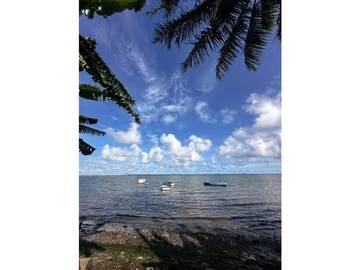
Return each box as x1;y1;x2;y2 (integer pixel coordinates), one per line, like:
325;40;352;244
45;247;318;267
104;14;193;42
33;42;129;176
161;184;171;191
138;178;146;184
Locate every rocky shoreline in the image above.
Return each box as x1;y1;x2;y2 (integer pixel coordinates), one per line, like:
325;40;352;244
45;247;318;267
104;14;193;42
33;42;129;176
79;221;281;270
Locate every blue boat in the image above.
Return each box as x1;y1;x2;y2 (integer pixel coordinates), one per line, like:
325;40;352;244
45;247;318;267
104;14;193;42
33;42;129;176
204;181;227;186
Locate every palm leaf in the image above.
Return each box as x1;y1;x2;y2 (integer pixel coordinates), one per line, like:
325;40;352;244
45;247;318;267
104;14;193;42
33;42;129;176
79;139;96;156
79;115;98;125
153;0;222;49
79;124;106;136
147;0;181;19
215;0;251;79
181;0;241;72
243;0;269;71
260;0;278;31
276;5;281;40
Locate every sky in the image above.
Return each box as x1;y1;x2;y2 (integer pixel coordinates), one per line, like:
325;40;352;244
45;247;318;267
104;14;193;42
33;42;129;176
79;4;281;175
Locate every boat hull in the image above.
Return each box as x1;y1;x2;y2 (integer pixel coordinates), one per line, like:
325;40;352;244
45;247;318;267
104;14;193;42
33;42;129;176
204;181;227;186
138;179;146;184
161;184;171;191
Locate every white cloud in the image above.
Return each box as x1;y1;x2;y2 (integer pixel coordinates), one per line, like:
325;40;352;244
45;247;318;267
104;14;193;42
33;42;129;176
196;61;217;92
233;127;248;138
143;86;168;103
108;114;120;121
211;155;217;164
218;91;281;160
162;114;176;125
219;128;281;159
220;108;237;125
189;135;212;152
195;101;216;123
245;92;281;129
159;134;211;167
141;152;149;164
101;144;142;163
135;70;193;123
147;134;159;145
105;123;142;144
149;146;164;163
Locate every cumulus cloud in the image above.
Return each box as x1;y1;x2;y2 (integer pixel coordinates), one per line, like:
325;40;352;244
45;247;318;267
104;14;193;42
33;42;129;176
101;144;142;163
218;91;281;160
211;155;217;164
105;123;141;144
195;101;216;123
149;146;164;163
141;152;149;164
159;134;212;167
220;108;237;125
245;92;281;129
162;114;176;125
189;135;212;152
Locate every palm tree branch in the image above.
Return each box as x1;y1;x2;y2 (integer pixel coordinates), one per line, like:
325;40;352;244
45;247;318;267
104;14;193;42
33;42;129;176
79;115;98;125
260;0;279;31
181;0;242;72
79;138;96;156
79;124;106;136
215;0;252;79
153;0;222;49
243;0;269;71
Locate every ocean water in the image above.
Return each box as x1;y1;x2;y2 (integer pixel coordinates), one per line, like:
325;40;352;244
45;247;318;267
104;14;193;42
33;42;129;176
79;174;281;239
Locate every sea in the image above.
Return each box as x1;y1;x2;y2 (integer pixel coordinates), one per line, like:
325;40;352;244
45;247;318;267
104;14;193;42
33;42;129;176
79;174;281;239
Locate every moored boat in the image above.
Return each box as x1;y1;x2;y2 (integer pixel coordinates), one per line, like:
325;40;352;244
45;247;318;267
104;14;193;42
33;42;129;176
204;181;227;186
161;184;171;191
138;178;146;184
164;181;175;187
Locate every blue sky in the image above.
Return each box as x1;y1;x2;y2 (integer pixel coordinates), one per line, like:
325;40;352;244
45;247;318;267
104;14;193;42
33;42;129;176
79;5;281;175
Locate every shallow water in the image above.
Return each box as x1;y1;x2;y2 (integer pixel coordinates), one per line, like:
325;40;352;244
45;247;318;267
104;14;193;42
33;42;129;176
80;174;281;238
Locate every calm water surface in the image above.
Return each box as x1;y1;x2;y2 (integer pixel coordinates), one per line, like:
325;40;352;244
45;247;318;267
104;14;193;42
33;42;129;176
80;174;281;238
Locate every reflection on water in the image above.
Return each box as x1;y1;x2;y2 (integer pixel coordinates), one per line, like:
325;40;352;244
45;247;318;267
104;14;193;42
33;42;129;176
80;174;281;238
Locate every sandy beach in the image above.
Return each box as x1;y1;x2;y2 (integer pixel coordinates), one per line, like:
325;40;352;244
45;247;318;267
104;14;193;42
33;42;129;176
79;220;281;270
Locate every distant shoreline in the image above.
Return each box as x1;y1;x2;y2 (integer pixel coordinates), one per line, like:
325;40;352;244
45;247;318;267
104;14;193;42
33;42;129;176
79;173;282;176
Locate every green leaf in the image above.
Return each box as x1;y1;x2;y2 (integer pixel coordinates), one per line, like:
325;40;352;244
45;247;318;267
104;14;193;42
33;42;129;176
80;0;147;18
79;84;104;101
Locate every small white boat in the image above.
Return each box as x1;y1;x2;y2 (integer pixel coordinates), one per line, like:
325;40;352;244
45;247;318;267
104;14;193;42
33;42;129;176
161;184;171;191
138;178;146;184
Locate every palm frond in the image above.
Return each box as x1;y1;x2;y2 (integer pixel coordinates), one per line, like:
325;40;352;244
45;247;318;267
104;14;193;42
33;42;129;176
260;0;279;31
215;0;252;79
181;0;240;72
276;5;281;40
79;124;106;136
79;139;96;156
79;115;98;125
153;0;222;49
243;0;269;71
